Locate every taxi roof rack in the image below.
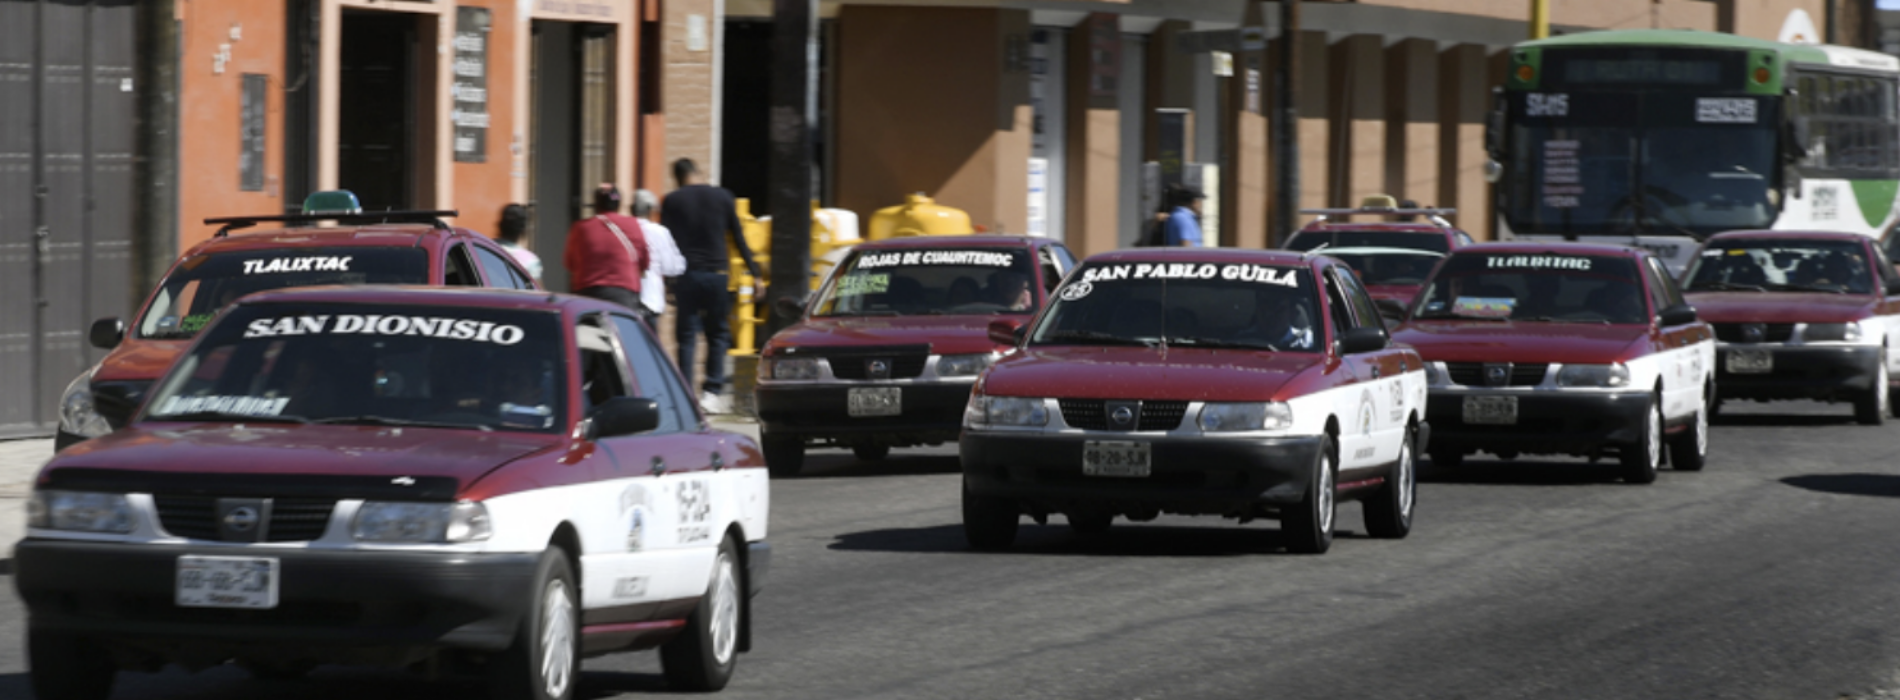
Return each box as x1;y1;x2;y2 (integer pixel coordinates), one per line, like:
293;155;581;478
205;210;459;238
1299;206;1457;229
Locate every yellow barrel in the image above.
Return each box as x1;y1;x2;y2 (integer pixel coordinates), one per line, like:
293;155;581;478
867;193;975;240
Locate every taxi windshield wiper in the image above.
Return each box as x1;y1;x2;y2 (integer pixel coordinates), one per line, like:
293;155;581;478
1166;336;1280;351
313;415;490;431
1767;282;1847;294
822;309;904;317
1692;281;1766;292
1413;311;1506;321
1037;330;1160;348
150;411;309;424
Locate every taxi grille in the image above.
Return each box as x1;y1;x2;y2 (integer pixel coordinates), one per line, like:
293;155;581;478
828;355;928;380
1057;399;1190;431
1713;323;1795;343
153;496;338;542
1445;362;1548;387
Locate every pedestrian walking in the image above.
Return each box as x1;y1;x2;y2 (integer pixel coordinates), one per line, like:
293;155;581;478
563;184;649;313
1162;186;1206;247
632;189;686;330
495;203;543;283
660;158;761;414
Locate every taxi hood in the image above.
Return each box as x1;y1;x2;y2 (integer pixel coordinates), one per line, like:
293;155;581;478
1684;291;1876;325
1393;321;1648;364
43;423;561;499
92;337;191;383
770;315;1022;355
981;346;1328;402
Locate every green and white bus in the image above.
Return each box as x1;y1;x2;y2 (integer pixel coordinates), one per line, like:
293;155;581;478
1487;29;1900;273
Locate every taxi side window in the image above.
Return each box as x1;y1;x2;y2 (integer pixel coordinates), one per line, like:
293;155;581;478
1052;244;1077;271
1872;243;1900;294
576;317;631;409
1335;267;1385;331
473;245;530;290
609;314;698;432
1455;231;1476;247
1643;258;1682;315
1322;269;1358;333
445;245;481;287
1037;247;1063;293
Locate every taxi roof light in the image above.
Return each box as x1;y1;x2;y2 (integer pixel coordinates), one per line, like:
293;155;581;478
301;190;363;216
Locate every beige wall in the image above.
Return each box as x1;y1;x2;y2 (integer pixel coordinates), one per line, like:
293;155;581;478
662;0;719;193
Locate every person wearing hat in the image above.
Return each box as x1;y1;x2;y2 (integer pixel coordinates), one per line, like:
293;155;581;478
562;183;650;314
1163;186;1207;247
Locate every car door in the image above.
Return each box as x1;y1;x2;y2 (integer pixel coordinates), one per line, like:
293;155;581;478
1321;267;1381;476
1332;266;1410;475
1867;241;1900;376
472;240;536;289
1644;256;1708;421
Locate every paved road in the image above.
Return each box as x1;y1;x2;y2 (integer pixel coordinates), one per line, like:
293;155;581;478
5;401;1900;699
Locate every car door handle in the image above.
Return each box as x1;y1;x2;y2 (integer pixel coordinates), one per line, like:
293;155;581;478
710;451;725;471
650;456;667;476
1370;364;1381;379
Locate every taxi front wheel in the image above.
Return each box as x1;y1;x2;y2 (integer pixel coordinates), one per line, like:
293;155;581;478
1855;352;1888;426
1364;427;1416;539
1620;396;1662;485
661;536;743;692
1283;435;1338;554
490;549;579;700
28;628;115;700
963;477;1020;550
763;433;804;478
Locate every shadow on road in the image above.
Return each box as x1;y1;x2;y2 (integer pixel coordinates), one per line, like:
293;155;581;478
828;521;1371;557
1421;459;1629;486
1712;411;1856;427
1781;473;1900;499
579;671;670;697
787;453;960;480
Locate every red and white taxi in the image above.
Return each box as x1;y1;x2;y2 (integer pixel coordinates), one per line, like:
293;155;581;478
1683;230;1900;423
17;287;768;700
755;235;1075;476
1393;243;1715;482
960;249;1427;554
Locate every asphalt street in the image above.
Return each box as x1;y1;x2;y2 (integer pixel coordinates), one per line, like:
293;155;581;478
5;400;1900;699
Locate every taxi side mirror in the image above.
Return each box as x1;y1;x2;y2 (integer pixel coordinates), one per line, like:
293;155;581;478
89;317;124;349
1658;303;1698;327
1336;327;1388;355
585;397;662;439
988;318;1026;346
772;293;808;319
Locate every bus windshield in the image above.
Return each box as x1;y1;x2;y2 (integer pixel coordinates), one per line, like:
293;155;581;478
1501;91;1778;239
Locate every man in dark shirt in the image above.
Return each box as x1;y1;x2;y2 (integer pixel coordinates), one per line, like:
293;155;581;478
661;158;761;411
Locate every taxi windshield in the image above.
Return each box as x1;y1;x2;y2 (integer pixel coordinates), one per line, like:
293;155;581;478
814;248;1037;317
1319;248;1444;287
1031;262;1320;352
138;248;430;340
1683;239;1874;295
142;303;566;433
1415;254;1646;324
1285;229;1451;254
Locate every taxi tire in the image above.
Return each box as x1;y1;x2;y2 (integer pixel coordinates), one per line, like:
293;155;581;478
28;629;115;700
1283;435;1337;555
1620;396;1662;485
1364;427;1416;539
962;477;1020;550
490;549;579;700
1856;354;1888;426
852;444;890;462
1669;390;1709;472
661;536;743;692
763;433;804;478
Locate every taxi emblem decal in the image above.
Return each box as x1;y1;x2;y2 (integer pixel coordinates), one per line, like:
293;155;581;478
1484;363;1511;387
1111;406;1134;425
1743;323;1765;343
1059;281;1094;301
223;507;259;532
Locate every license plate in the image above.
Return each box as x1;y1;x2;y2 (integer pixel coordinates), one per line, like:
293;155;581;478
1726;349;1773;374
176;555;279;609
1082;440;1151;477
847;387;902;417
1462;395;1518;425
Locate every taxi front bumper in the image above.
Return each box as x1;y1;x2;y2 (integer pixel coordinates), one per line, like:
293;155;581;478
1713;344;1879;402
960;431;1325;515
756;381;973;443
14;539;538;657
1426;389;1651;456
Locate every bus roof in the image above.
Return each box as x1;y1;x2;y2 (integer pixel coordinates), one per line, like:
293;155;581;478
1516;29;1895;72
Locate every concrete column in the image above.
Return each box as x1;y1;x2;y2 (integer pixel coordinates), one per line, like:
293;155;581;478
1064;12;1121;256
1385;38;1438;207
1331;34;1383;207
1437;43;1491;238
1232;51;1268;249
1296;30;1329;214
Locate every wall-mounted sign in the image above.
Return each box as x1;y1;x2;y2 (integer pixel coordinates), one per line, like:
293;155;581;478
240;74;266;191
1087;13;1120;99
453;7;491;163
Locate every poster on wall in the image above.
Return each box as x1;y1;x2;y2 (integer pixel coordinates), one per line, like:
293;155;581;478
240;74;266;191
1027;158;1048;237
453;7;491;163
1087;13;1120;99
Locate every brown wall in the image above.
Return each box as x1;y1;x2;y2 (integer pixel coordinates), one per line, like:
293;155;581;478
662;0;718;195
450;0;520;237
834;6;1031;235
177;1;289;250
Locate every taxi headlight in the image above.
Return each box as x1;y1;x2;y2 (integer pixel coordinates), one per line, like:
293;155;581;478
763;357;820;381
1198;402;1294;433
1805;322;1862;342
1556;363;1630;388
966;395;1047;427
58;371;111;439
30;490;135;533
352;501;491;543
936;353;994;378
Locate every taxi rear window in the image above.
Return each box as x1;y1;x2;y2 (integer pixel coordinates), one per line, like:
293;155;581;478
1285;229;1451;254
138;247;430;340
142;302;566;433
1415;253;1645;324
1032;261;1321;352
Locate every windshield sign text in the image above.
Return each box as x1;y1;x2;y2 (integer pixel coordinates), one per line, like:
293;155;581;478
857;250;1015;269
1483;255;1593;271
242;314;527;345
243;256;353;275
1079;263;1299;287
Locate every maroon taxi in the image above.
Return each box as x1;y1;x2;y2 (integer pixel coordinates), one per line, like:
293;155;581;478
755;235;1076;476
1393;243;1715;483
1682;230;1900;423
58;199;537;450
960;249;1427;555
18;286;770;700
